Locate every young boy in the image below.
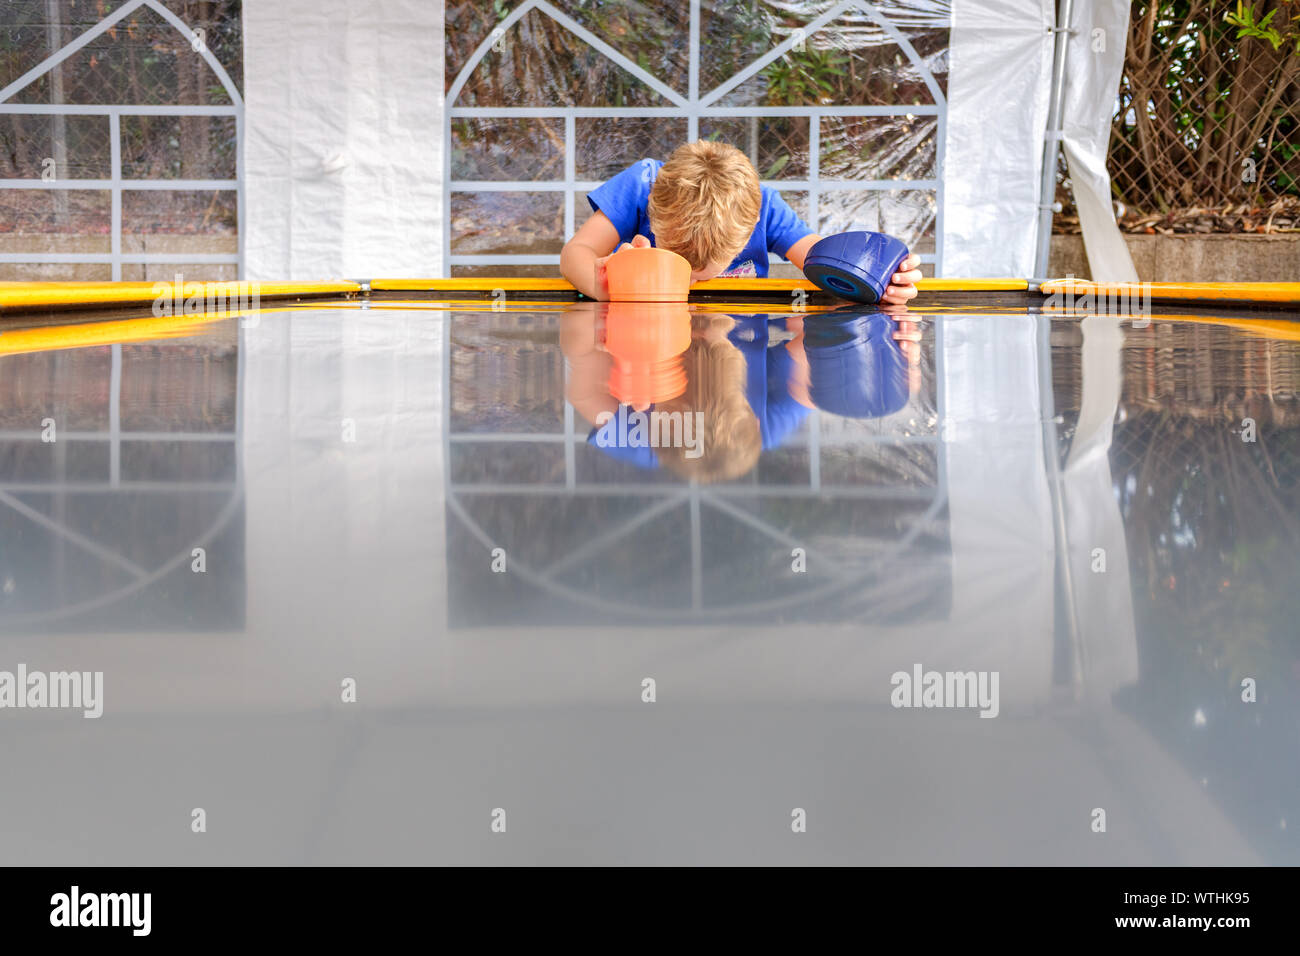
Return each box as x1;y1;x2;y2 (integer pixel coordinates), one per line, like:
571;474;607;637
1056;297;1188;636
560;140;923;303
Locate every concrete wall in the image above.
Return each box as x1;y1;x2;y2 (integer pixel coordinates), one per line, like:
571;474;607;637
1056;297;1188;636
5;233;1295;284
1050;233;1300;282
0;236;238;282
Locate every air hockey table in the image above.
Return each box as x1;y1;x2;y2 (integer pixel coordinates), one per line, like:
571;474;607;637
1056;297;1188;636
1;275;1298;866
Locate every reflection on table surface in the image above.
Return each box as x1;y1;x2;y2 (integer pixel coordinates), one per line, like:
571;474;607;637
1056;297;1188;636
0;301;1296;865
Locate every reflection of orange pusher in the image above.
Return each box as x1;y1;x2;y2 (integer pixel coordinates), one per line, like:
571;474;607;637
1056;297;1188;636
605;301;691;408
603;247;693;407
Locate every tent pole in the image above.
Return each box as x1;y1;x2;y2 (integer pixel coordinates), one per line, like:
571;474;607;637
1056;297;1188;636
1033;0;1074;280
46;0;69;226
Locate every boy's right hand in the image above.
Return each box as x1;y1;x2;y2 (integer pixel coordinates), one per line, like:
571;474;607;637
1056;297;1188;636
882;307;923;396
593;235;653;299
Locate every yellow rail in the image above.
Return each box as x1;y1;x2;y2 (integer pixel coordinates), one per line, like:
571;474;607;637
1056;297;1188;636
6;298;1300;358
2;277;1297;322
371;277;1031;294
1036;311;1300;342
0;312;239;356
0;279;361;311
1040;278;1300;305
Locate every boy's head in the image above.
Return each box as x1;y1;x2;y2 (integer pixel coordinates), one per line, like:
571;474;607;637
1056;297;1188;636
648;141;761;282
657;315;762;482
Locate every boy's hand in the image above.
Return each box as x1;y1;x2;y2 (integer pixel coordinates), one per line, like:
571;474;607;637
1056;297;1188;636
880;253;922;306
593;235;652;299
884;309;923;396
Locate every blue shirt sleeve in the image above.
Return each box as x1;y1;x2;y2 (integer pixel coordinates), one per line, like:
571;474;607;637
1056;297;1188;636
763;188;813;259
728;317;813;450
587;159;659;244
763;346;813;449
586;406;660;470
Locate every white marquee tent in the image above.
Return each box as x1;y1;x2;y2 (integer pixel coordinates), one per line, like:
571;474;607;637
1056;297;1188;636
240;0;1137;282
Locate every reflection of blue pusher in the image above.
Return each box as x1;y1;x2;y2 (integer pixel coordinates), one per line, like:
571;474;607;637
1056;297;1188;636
804;311;909;418
803;231;910;304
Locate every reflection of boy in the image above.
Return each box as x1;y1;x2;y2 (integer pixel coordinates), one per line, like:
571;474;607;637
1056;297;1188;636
681;313;914;453
563;307;918;478
785;313;915;418
561;309;761;480
728;316;813;450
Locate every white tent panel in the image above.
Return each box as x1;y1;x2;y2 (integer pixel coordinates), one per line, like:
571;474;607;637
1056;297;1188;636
1061;0;1139;281
943;0;1054;277
243;0;444;279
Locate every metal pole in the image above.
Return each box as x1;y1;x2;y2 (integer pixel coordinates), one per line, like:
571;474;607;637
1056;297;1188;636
1037;313;1085;696
46;0;69;225
1033;0;1074;280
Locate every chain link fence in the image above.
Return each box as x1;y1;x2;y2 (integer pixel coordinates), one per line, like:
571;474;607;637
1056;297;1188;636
0;0;242;280
1058;1;1300;234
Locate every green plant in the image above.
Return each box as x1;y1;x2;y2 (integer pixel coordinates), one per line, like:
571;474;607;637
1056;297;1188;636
1225;0;1300;53
1113;1;1300;211
765;47;849;105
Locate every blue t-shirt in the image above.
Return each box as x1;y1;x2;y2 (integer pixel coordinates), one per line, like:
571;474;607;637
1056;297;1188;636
585;316;813;468
728;316;813;449
587;158;812;277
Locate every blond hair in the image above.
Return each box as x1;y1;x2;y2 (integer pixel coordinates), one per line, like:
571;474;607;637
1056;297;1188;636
657;315;761;482
647;141;761;272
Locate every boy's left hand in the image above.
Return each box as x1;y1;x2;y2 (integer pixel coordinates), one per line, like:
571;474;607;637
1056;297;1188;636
881;253;922;306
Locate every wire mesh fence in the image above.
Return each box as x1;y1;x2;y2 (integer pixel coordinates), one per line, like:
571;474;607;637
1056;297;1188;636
0;0;243;280
1059;1;1300;234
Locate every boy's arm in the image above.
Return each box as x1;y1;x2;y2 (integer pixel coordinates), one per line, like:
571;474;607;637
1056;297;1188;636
561;211;622;300
782;234;821;273
783;233;924;306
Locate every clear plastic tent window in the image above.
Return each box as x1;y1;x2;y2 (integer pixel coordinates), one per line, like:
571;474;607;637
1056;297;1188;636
445;0;952;277
0;0;244;282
